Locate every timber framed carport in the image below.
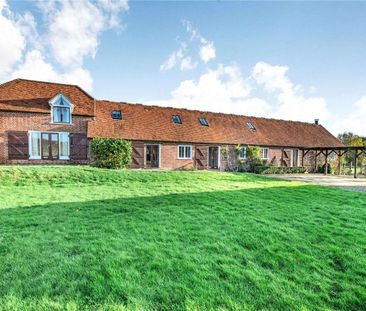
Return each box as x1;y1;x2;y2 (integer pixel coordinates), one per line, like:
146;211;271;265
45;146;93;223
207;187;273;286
300;146;366;178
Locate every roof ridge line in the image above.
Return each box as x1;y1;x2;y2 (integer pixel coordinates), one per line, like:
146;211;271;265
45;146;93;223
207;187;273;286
0;78;95;100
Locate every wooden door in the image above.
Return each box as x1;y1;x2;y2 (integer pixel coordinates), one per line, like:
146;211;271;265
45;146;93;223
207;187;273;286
70;133;88;160
195;145;208;169
209;147;219;169
131;142;144;168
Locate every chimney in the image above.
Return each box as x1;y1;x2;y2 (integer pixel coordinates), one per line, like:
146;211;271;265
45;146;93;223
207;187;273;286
314;119;319;125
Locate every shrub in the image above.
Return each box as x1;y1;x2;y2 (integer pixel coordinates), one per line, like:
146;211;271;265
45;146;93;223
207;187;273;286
254;166;306;175
244;146;262;172
91;138;132;169
316;163;333;174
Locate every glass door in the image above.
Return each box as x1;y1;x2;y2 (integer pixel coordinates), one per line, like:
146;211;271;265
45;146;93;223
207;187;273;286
41;133;59;160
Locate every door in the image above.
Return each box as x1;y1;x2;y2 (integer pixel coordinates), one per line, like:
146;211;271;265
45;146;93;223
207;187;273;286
208;147;219;169
41;133;59;160
146;145;159;168
195;145;208;169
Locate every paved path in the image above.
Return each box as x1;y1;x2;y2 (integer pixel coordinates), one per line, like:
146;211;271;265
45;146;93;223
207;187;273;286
269;174;366;192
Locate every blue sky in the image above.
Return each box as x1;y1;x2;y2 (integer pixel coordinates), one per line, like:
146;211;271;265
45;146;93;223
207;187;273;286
1;0;366;135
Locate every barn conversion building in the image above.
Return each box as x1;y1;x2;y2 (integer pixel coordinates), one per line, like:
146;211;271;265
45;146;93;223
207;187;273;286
0;79;343;171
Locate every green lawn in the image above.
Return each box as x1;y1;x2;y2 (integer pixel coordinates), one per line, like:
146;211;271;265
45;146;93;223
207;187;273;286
0;166;365;311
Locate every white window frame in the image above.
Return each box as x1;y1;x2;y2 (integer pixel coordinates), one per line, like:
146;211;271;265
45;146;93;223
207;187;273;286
239;146;247;160
177;145;192;160
49;93;74;125
28;131;70;160
261;147;270;160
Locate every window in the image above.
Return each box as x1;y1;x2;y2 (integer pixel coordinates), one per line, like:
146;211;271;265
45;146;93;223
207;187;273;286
261;147;269;160
49;93;73;124
29;132;41;159
112;110;122;120
28;131;70;160
246;122;256;131
239;146;246;159
199;117;209;126
172;115;182;124
178;145;192;159
53;107;70;123
59;133;70;160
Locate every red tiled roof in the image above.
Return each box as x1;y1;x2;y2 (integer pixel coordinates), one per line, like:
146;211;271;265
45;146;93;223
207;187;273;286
88;101;343;148
0;79;95;116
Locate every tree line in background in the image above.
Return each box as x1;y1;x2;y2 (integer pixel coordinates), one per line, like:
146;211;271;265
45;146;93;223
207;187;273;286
337;132;366;175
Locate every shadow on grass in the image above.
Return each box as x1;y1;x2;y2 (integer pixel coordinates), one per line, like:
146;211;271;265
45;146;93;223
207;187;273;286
0;185;365;310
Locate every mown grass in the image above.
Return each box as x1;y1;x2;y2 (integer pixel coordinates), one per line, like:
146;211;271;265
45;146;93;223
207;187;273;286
0;166;365;310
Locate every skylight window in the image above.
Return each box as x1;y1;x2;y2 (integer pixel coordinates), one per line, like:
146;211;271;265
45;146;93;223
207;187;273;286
112;110;122;120
199;117;209;126
246;122;256;131
172;115;182;124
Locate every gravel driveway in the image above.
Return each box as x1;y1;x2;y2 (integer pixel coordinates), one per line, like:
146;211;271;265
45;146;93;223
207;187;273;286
268;174;366;192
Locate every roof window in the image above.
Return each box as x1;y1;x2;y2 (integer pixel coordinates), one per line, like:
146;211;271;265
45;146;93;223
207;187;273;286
246;122;256;131
172;115;182;124
112;110;122;120
199;117;209;126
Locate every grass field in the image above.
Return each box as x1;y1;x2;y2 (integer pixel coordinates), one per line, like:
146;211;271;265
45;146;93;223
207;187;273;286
0;166;365;310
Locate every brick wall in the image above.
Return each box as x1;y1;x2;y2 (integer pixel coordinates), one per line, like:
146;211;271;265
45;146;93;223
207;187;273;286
130;142;324;171
0;111;92;164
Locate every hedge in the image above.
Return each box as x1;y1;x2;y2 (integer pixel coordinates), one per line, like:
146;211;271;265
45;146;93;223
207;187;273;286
254;166;307;175
91;138;132;169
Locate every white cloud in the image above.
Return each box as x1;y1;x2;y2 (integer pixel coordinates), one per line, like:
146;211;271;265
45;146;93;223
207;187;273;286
160;20;216;72
0;1;26;78
160;43;197;72
10;50;93;91
0;0;128;92
151;64;271;116
331;96;366;136
200;42;216;63
251;61;331;122
150;61;334;125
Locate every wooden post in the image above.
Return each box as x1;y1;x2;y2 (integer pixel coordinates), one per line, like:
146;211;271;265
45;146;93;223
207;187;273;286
354;150;358;179
281;148;284;167
314;150;318;173
337;151;341;175
301;150;304;167
324;150;328;175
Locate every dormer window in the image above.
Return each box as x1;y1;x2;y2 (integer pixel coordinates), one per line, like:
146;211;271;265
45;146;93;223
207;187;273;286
53;107;70;123
49;93;73;124
112;110;122;120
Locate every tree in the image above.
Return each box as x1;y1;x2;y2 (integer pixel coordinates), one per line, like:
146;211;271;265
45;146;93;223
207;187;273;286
337;132;365;171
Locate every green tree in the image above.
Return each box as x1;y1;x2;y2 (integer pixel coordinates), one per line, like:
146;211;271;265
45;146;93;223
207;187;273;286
337;132;365;171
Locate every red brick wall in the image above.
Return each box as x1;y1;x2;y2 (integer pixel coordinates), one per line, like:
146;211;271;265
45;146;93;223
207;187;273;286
0;111;92;164
130;142;323;171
